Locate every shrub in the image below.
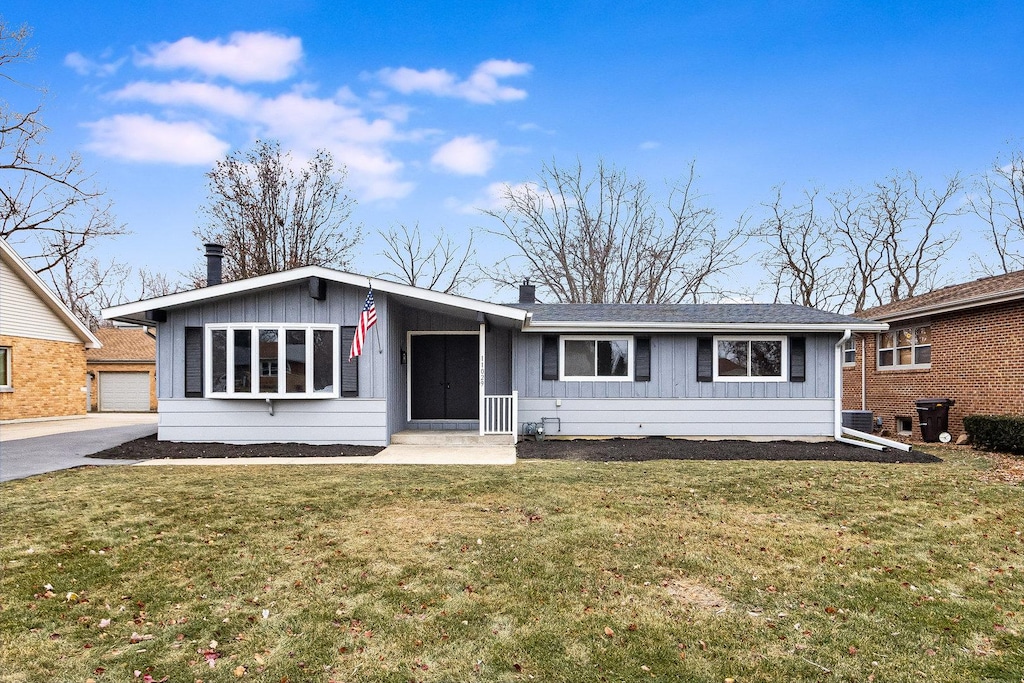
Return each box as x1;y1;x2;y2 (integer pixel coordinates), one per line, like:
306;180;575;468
963;415;1024;455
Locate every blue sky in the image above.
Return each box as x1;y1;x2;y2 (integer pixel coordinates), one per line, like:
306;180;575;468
3;1;1023;300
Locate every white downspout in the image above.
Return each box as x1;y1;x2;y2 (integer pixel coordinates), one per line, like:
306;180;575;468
834;329;912;452
860;332;867;410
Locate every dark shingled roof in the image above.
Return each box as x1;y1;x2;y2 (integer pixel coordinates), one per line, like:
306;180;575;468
855;270;1024;320
510;303;870;326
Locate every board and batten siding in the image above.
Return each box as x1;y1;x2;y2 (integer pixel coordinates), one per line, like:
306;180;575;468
383;301;514;435
0;257;82;343
514;332;838;438
155;280;389;445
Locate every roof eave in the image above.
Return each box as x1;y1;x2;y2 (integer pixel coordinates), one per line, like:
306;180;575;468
102;266;529;324
521;321;888;333
865;288;1024;322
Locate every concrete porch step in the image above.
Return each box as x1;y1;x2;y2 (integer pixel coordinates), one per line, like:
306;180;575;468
390;430;513;446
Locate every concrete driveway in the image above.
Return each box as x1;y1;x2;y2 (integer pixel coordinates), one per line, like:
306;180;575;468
0;413;157;482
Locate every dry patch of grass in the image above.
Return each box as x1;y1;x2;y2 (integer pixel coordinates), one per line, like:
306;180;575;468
1;450;1022;682
665;578;732;612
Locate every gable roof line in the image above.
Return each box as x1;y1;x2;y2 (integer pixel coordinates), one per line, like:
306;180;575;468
859;286;1024;322
102;265;530;324
0;238;101;348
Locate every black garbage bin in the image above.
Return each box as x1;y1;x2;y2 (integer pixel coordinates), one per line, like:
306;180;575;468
915;398;955;442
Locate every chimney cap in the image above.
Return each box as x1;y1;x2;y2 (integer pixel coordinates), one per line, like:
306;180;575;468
204;243;224;256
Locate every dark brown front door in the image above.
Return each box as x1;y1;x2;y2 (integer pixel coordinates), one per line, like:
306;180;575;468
410;335;479;420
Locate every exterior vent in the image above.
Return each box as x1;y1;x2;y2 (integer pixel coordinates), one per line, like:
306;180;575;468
841;410;874;433
204;243;224;286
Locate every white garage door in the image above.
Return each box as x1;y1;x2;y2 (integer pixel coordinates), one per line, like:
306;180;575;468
98;372;151;412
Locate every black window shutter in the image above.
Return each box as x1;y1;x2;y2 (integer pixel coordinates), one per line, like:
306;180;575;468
184;327;203;397
542;335;559;380
789;336;806;382
696;337;713;383
341;326;359;397
635;337;651;382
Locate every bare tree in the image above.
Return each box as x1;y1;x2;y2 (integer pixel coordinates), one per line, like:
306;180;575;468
482;159;745;303
750;187;852;311
832;171;961;310
1;20;125;321
378;223;476;294
752;172;961;312
196;140;360;281
967;148;1024;275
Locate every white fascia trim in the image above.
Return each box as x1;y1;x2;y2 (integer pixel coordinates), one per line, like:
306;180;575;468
0;238;102;348
867;288;1024;322
521;321;888;334
103;266;528;324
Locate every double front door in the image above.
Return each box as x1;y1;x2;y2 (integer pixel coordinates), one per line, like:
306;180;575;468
410;334;479;420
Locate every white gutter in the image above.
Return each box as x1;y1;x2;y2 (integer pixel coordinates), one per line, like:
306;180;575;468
522;321;887;334
833;329;912;452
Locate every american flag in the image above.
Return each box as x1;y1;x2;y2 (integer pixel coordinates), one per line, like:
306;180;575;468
349;289;377;360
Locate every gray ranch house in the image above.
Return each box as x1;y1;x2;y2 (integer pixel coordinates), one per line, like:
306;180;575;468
104;261;887;447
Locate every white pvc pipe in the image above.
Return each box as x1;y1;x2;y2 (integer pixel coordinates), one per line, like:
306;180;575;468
841;427;912;452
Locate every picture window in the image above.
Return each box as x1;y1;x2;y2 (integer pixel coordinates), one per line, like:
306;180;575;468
713;336;787;381
559;336;633;381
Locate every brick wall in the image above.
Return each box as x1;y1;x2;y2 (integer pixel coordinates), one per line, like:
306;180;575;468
0;334;88;420
842;299;1024;439
86;363;157;411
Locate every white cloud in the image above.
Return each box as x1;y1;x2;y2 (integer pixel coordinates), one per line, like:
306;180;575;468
446;180;536;214
639;140;661;150
64;51;124;77
112;81;258;118
377;59;531;104
431;135;498;175
82;115;229;164
137;32;302;83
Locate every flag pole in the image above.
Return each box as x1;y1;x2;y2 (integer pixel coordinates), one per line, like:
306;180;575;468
370;279;383;354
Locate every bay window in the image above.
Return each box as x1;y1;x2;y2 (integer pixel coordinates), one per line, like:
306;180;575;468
206;324;339;398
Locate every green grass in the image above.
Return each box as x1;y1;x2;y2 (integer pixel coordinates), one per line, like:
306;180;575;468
1;449;1022;682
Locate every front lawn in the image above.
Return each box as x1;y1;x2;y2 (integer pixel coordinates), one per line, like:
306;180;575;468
1;448;1021;682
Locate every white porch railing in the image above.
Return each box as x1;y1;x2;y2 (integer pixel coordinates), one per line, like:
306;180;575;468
481;391;518;437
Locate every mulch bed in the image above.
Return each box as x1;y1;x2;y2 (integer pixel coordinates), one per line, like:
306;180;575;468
517;436;942;463
89;434;384;459
92;434;941;464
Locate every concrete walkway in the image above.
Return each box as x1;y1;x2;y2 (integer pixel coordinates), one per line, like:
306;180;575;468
0;413;158;482
134;443;517;467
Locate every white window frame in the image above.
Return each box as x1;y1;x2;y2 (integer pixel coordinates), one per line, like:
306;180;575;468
559;335;634;382
713;335;788;382
842;337;856;367
205;323;340;399
877;325;931;371
0;346;11;390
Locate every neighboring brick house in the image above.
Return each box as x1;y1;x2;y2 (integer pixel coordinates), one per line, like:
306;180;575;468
86;327;157;412
842;270;1024;440
0;238;101;421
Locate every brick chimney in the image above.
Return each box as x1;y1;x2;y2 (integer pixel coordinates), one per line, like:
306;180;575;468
204;243;224;286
